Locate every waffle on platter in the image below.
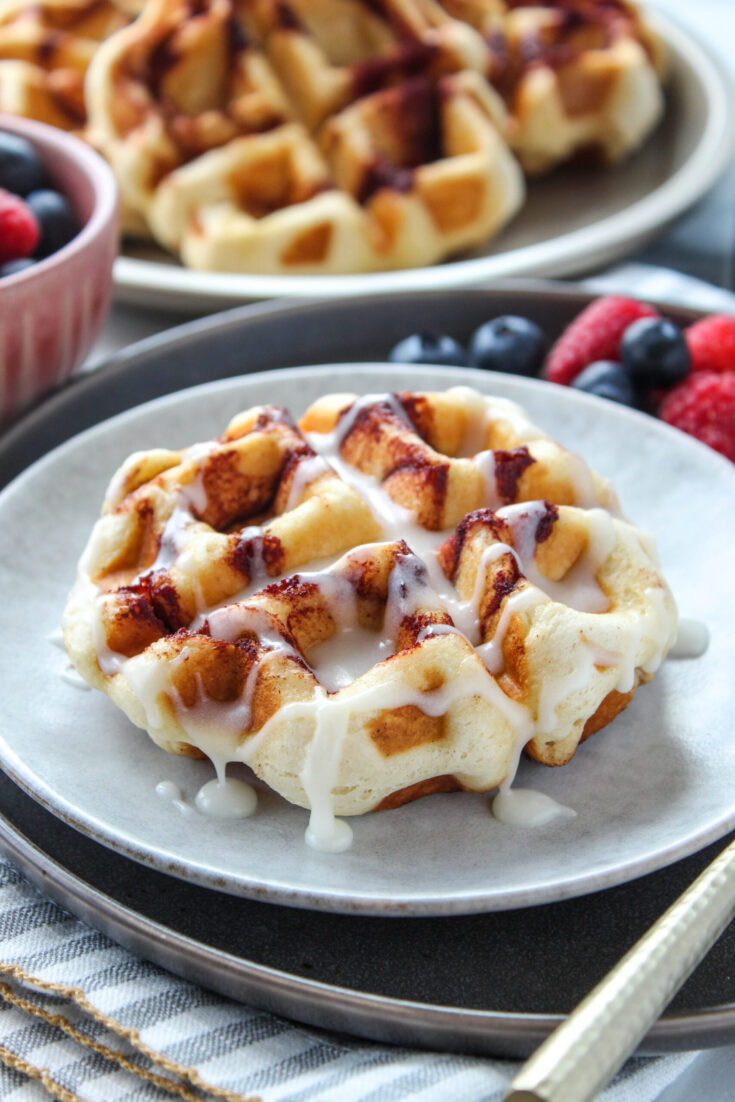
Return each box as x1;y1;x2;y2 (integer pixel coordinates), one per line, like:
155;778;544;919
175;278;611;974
0;0;667;273
63;386;678;850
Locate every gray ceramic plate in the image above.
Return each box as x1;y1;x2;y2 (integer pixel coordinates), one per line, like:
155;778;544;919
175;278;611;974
1;352;733;915
113;11;735;311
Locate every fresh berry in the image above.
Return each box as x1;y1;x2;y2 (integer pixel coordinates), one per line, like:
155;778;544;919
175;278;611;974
685;314;735;375
0;131;46;196
620;317;690;388
545;296;659;385
0;257;35;278
571;361;635;406
0;189;39;263
388;332;467;367
26;188;79;258
659;372;735;462
469;315;547;376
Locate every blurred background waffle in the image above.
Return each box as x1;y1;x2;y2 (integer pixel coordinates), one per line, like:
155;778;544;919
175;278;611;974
0;0;135;133
0;0;669;274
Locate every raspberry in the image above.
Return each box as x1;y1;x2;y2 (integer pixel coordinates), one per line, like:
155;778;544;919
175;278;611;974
0;188;39;263
685;314;735;375
545;296;659;385
659;372;735;462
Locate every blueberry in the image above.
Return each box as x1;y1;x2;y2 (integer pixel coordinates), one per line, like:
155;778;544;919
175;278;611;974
469;315;548;376
0;132;46;196
26;188;79;258
571;361;635;406
0;257;36;278
388;332;467;367
620;317;690;388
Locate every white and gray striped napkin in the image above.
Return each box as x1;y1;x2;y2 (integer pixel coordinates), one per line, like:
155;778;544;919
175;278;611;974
0;857;728;1102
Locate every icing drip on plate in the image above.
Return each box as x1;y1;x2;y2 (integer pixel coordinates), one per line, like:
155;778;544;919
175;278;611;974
492;787;576;827
669;619;710;659
49;629;91;690
155;777;257;818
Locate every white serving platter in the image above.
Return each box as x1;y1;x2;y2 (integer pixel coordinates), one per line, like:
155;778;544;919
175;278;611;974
113;12;735;311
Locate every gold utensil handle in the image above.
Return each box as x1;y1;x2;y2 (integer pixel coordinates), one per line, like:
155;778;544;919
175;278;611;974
506;836;735;1102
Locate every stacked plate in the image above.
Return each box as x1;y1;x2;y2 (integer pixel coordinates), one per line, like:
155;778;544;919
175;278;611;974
1;286;734;1057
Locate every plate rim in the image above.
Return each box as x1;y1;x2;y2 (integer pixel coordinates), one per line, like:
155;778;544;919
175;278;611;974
0;278;709;484
2;350;735;915
111;9;735;307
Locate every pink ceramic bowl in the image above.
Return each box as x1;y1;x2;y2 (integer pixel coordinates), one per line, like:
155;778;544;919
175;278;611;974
0;114;118;423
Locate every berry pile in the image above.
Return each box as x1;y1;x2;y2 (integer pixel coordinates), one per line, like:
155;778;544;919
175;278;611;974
0;132;80;279
387;296;735;463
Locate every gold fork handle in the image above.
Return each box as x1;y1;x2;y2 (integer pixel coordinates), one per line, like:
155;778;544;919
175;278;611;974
506;836;735;1102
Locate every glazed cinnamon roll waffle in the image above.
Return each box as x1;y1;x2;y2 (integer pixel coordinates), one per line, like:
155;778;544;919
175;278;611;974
63;386;677;851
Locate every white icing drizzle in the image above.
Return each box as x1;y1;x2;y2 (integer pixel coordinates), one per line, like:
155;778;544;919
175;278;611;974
49;629;92;690
306;629;392;693
155;780;193;815
474;450;499;506
492;787;577;827
179;439;220;514
453;386;493;456
185;440;219;462
155;776;257;818
336;391;414;440
150;504;199;572
194;777;257;818
285;454;330;511
497;503;614;614
564;450;599;510
477;584;549;675
255;652;533;852
669;619;710;659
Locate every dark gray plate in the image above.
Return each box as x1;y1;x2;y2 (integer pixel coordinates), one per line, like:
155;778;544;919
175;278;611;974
1;284;734;1056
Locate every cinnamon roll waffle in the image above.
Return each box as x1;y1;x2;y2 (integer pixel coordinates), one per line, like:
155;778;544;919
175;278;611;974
496;0;667;174
63;386;677;851
86;0;525;273
0;0;132;131
0;0;667;273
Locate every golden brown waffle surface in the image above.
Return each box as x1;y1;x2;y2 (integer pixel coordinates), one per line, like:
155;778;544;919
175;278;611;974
63;387;678;851
0;0;133;131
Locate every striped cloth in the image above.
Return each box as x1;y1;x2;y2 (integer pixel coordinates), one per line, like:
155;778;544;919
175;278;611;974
0;861;714;1101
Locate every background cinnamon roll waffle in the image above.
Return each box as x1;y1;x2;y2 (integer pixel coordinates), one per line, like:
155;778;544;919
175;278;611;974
0;0;134;132
63;386;678;851
1;0;667;273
